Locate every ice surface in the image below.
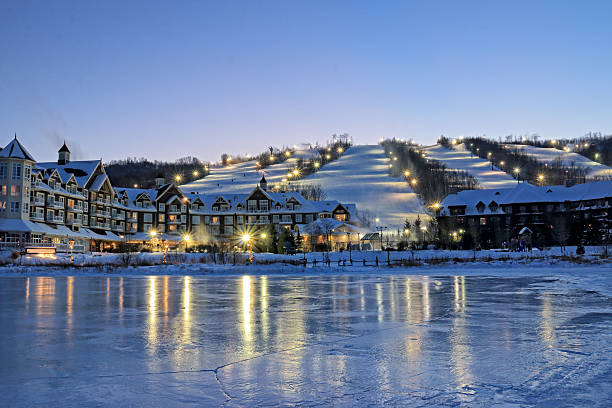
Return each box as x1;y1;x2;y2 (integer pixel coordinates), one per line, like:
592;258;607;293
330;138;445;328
1;271;610;407
423;144;517;188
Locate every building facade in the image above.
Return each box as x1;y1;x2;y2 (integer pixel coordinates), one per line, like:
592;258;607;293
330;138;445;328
436;181;612;248
0;137;358;252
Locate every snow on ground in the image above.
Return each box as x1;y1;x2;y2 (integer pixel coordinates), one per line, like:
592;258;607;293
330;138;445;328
180;147;319;194
510;144;612;178
2;270;611;406
301;145;427;228
423;143;517;188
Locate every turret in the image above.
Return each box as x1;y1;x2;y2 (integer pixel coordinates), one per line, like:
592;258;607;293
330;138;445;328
259;174;267;191
58;141;70;165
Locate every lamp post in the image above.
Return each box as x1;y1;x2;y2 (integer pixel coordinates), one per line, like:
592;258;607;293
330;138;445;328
241;233;253;263
69;239;75;264
346;231;352;263
183;234;191;252
514;167;520;184
161;237;167;264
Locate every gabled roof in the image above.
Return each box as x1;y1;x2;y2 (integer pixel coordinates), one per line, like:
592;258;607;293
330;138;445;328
0;136;36;161
37;160;101;188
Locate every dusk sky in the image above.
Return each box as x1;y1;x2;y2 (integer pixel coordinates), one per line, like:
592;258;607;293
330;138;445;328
1;0;611;163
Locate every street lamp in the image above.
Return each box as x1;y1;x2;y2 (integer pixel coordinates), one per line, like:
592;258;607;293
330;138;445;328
69;239;75;264
175;175;182;183
514;167;520;183
538;174;544;186
241;233;253;263
183;234;191;252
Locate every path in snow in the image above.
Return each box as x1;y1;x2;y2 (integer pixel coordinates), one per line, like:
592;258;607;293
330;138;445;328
509;144;612;178
301;145;427;228
180;148;319;194
423;143;517;189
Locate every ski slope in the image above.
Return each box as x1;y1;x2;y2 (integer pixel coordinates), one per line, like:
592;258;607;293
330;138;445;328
423;143;517;188
302;145;427;228
180;148;319;194
509;144;612;178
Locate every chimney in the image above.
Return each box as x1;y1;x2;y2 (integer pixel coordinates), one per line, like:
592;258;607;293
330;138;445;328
58;141;71;165
155;173;165;188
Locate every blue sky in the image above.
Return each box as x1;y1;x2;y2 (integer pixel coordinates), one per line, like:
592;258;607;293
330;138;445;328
1;1;611;162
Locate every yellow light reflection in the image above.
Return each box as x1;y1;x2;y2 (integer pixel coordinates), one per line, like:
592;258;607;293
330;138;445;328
183;276;191;322
147;276;158;348
25;278;30;311
241;276;252;337
36;277;55;316
539;294;556;348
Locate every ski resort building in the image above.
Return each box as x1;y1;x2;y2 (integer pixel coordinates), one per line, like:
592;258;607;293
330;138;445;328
0;137;358;252
437;181;612;248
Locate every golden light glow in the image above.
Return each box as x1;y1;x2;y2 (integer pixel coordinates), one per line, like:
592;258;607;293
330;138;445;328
285;150;291;157
292;169;299;176
193;170;199;177
411;178;417;185
500;161;505;166
375;217;380;223
538;174;544;181
150;229;157;237
514;167;520;174
261;233;267;239
133;184;138;188
404;170;410;177
174;175;182;182
183;234;191;242
326;154;331;160
337;147;343;153
314;162;320;168
431;202;440;209
241;234;252;244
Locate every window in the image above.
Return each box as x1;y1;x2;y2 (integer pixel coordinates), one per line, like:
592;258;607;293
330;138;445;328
0;185;6;195
224;216;233;225
158;214;165;222
0;163;7;179
22;202;29;213
181;214;186;223
306;214;313;223
296;214;302;223
24;165;31;180
191;215;200;225
12;163;22;180
259;200;269;211
335;213;347;221
282;215;292;223
248;200;257;211
10;185;20;196
236;215;243;224
10;201;20;213
480;217;487;225
181;205;186;212
287;203;294;210
144;213;153;223
159;203;165;211
273;214;279;223
205;216;210;224
224;226;233;235
144;224;152;232
211;216;219;224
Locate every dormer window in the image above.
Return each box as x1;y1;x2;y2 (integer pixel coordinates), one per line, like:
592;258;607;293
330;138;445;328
488;201;498;212
476;201;485;213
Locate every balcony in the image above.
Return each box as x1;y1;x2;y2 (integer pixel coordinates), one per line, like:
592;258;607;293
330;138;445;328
31;198;45;206
247;208;269;213
30;213;44;221
46;215;64;224
66;218;82;226
168;219;182;224
112;213;125;220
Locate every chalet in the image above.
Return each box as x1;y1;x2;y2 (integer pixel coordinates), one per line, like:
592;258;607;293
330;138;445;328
437;181;612;248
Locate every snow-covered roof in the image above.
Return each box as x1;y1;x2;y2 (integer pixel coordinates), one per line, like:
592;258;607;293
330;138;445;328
36;160;101;188
0;136;36;161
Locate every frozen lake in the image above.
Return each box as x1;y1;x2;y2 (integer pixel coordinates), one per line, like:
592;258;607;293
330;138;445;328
1;273;610;407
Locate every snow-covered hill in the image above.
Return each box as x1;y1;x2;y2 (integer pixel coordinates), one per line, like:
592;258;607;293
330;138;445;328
180;148;319;194
423;144;517;188
301;145;427;228
182;144;427;229
509;144;612;178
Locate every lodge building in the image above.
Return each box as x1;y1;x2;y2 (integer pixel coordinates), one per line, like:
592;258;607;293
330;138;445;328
436;181;612;248
0;136;358;251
